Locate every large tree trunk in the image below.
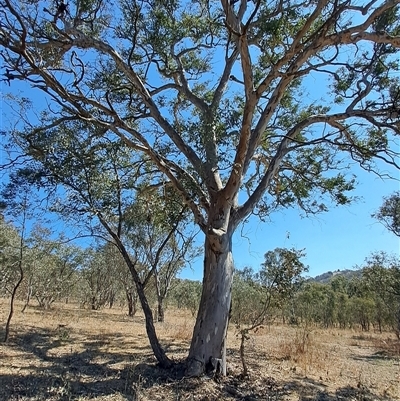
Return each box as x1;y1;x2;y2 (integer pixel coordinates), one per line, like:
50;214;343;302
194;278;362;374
186;225;234;377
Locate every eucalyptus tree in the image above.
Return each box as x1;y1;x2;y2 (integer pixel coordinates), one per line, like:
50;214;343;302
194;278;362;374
124;186;199;322
231;267;264;326
363;252;400;337
260;248;308;308
80;247;119;310
27;228;84;308
100;242;137;312
2;0;400;375
85;242;138;315
169;278;203;316
0;216;24;342
374;191;400;236
231;267;265;376
0;172;37;340
233;249;307;376
1;126;195;367
0;217;21;296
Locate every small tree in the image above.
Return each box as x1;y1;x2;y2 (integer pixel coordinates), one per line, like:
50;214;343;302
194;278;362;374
231;267;265;326
374;192;400;237
235;248;308;376
1;168;45;342
23;227;82;309
260;248;308;310
124;188;199;322
292;282;327;326
362;252;400;338
2;133;190;367
371;193;400;334
169;279;203;317
0;214;25;342
0;218;21;296
329;276;353;329
0;173;36;341
79;247;120;310
102;243;139;316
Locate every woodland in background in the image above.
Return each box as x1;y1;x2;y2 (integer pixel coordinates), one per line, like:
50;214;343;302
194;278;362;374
2;213;399;342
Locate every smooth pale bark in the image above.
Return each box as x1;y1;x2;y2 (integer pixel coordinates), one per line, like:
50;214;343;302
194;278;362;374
186;225;234;377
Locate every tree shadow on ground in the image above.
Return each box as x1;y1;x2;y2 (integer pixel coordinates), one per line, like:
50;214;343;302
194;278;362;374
352;351;399;363
0;326;189;400
0;329;395;401
279;377;393;401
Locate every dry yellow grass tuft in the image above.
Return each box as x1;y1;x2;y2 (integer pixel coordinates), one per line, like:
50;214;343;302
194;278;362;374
0;298;399;400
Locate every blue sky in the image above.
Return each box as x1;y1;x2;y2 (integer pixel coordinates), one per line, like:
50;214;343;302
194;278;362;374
1;6;399;282
1;82;399;282
182;164;400;280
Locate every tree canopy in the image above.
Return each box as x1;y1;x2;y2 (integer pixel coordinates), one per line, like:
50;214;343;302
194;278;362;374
374;191;400;236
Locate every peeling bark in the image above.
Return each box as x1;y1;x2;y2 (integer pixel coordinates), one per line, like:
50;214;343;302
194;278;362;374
186;224;234;377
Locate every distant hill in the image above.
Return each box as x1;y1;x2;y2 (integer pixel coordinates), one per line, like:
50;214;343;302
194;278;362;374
310;269;362;284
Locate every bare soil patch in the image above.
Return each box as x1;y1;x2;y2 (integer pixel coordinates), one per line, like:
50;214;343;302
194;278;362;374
0;299;399;400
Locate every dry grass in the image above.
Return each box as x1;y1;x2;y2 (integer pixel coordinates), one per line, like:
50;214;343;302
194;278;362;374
0;298;399;401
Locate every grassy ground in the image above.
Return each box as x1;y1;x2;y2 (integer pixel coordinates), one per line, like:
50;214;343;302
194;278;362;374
0;298;399;400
